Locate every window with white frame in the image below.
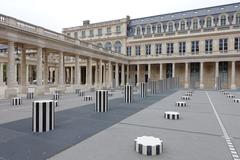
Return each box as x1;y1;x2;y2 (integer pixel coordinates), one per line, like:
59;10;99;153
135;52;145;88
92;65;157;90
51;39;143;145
145;44;151;55
135;45;141;56
168;22;174;32
191;41;199;54
98;28;102;36
236;13;240;24
116;25;121;33
219;38;228;52
220;15;227;26
192;19;198;30
157;24;161;33
146;25;151;34
126;46;131;56
107;27;111;34
89;30;94;37
114;41;122;53
167;43;174;55
74;32;78;39
104;42;112;51
205;39;213;54
155;44;162;55
136;27;141;35
180;21;185;30
234;37;240;51
179;42;186;55
206;17;212;28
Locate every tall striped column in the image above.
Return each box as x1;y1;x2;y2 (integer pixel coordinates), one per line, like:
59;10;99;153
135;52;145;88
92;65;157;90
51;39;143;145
32;100;55;133
95;90;109;112
124;84;132;103
150;80;157;95
140;82;146;98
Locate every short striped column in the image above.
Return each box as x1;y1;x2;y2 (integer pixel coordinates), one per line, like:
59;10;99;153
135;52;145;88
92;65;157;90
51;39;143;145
181;96;190;100
185;92;192;96
27;92;34;99
95;90;109;112
32;100;55;133
124;85;133;103
11;97;22;106
164;111;180;120
108;92;113;97
140;82;147;98
84;95;93;101
227;94;235;98
53;93;60;100
176;101;187;107
233;99;240;103
223;92;229;95
75;89;81;94
54;100;59;107
150;80;157;95
135;136;163;156
55;90;60;94
77;91;85;97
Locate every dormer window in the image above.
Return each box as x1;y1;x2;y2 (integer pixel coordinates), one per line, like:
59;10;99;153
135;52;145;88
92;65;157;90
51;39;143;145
157;24;161;33
192;19;198;30
206;17;212;28
146;25;151;34
236;13;240;24
220;15;226;26
168;22;174;32
180;21;185;30
136;27;141;35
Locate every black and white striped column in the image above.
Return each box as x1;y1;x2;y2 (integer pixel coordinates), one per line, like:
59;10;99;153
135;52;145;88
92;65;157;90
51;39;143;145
181;96;190;100
84;95;93;101
53;93;60;100
150;80;157;95
227;94;235;98
124;85;132;103
135;136;163;156
32;100;55;133
164;111;180;120
27;92;34;99
176;101;187;107
77;91;85;97
11;97;22;106
140;82;147;98
234;99;240;103
95;90;109;112
75;89;81;94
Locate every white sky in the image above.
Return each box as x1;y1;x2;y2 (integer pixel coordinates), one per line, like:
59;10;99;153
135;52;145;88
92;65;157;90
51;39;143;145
1;0;239;32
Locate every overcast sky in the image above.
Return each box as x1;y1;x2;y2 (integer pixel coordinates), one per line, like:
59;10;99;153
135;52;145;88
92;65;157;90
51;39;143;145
1;0;239;32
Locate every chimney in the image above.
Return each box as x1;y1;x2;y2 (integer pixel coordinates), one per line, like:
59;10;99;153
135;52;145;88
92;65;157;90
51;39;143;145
83;20;90;25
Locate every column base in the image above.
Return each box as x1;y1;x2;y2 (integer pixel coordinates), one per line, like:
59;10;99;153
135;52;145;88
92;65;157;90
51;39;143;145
231;84;236;90
200;84;204;89
5;88;18;98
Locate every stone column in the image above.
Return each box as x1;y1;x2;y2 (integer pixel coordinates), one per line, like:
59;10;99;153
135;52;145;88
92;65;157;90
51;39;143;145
75;55;80;85
108;61;112;88
43;51;48;86
115;63;119;87
160;63;163;80
127;64;129;84
26;64;29;85
99;60;103;87
200;62;204;89
137;64;140;85
103;63;106;87
172;63;175;78
95;63;98;86
87;57;92;86
215;62;219;89
231;61;236;89
0;63;4;85
58;52;64;86
121;64;125;86
37;47;43;86
184;63;189;88
7;41;17;87
148;64;151;80
21;47;27;86
70;66;74;84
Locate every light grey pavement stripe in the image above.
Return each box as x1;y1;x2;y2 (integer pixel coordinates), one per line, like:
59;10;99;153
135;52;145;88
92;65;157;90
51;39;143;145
206;91;240;160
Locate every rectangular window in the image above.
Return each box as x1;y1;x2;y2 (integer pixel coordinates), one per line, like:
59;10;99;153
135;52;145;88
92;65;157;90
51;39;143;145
219;38;228;53
135;45;141;56
191;41;199;54
74;32;78;39
89;30;94;37
107;27;111;34
235;37;240;51
167;43;174;55
205;39;213;54
179;42;186;55
127;46;131;56
145;44;151;55
116;25;121;33
155;44;162;55
81;31;85;38
98;28;102;36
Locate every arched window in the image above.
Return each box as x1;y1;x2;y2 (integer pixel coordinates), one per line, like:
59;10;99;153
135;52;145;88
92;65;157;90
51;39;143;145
236;13;240;24
206;17;212;28
97;43;103;48
104;42;112;51
114;41;122;53
180;20;185;30
192;19;198;30
136;26;141;35
220;15;226;26
157;24;161;33
168;22;173;32
146;25;151;34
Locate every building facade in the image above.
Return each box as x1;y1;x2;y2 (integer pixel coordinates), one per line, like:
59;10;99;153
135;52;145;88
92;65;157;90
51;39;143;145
63;2;240;89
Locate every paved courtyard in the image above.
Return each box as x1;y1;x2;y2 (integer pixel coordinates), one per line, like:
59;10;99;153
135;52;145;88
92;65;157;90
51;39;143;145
0;89;239;160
